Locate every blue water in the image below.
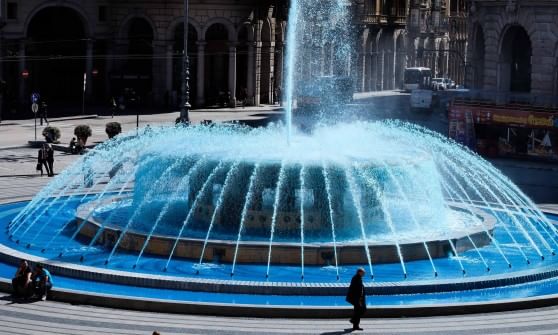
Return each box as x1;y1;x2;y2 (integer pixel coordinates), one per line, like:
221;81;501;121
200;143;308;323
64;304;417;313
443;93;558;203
3;200;558;306
3;251;558;306
0;197;558;283
4;199;558;284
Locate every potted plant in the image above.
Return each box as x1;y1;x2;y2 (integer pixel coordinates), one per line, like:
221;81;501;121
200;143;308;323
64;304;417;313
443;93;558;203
105;121;122;139
74;124;92;146
41;126;61;143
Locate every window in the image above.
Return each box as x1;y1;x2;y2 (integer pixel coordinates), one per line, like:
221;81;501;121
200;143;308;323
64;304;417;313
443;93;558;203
7;2;17;20
98;6;107;22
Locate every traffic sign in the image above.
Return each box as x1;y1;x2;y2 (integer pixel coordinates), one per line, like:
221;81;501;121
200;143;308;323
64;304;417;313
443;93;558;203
32;103;38;114
31;92;40;104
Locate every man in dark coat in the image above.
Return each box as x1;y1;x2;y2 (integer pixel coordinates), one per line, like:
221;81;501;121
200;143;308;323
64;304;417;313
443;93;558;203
37;144;50;176
45;144;54;177
346;268;366;331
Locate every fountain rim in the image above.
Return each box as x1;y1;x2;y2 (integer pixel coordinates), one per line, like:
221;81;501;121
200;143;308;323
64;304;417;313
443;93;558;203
2;198;558;297
3;239;558;296
4;275;558;318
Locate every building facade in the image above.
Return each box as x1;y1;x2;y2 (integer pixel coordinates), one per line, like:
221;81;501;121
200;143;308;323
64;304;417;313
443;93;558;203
0;0;467;118
405;0;468;83
466;0;558;96
354;0;467;93
0;0;287;118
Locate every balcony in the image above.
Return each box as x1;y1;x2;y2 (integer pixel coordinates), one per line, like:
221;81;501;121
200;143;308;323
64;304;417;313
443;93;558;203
358;14;388;25
358;14;406;26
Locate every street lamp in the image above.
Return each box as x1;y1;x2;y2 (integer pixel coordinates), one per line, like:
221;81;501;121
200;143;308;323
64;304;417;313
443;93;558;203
179;0;191;123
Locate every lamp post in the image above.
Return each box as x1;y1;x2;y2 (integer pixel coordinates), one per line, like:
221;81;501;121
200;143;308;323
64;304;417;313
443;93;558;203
179;0;191;123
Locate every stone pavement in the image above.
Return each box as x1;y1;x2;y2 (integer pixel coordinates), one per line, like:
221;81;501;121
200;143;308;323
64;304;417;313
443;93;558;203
0;105;282;149
2;292;558;335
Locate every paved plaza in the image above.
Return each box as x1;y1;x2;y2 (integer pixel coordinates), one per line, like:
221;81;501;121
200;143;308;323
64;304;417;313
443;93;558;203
0;97;557;334
3;291;558;335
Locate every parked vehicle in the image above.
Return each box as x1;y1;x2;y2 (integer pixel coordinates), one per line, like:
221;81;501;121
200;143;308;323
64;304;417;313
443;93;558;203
431;78;447;91
403;67;432;91
410;89;433;111
443;78;456;89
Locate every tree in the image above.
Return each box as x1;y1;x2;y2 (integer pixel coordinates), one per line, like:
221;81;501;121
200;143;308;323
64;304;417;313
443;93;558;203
42;126;61;143
74;125;92;145
105;122;122;139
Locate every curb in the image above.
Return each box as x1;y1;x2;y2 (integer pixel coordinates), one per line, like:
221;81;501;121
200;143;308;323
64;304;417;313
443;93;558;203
3;276;558;318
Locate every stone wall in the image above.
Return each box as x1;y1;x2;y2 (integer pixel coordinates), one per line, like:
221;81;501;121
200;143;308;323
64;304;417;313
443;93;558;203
0;0;285;114
467;0;558;96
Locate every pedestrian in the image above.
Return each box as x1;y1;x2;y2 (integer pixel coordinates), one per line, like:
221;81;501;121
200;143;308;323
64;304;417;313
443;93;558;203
39;101;49;126
11;259;33;299
32;264;53;301
75;137;85;155
110;97;117;118
46;144;54;177
37;144;50;176
346;268;367;331
69;137;77;154
275;86;282;106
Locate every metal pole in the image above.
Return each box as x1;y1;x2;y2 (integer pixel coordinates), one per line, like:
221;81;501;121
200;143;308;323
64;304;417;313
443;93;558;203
82;89;85;115
179;0;191;123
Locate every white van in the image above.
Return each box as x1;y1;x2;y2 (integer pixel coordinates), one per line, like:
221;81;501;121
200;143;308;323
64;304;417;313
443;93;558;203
410;89;433;111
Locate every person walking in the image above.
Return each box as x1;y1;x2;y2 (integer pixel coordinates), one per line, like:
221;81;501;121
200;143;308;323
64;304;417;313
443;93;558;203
346;268;367;331
37;144;50;176
46;144;54;177
110;97;117;118
32;264;53;301
39;101;49;126
11;259;33;299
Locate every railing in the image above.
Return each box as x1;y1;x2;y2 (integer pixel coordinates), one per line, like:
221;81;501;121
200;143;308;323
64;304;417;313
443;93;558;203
358;13;406;26
387;15;407;25
358;14;388;25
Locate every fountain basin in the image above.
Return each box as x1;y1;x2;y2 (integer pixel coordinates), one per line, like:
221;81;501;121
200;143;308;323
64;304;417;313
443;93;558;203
75;198;495;265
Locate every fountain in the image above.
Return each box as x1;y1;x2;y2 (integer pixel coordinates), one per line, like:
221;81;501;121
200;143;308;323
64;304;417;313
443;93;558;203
1;0;558;315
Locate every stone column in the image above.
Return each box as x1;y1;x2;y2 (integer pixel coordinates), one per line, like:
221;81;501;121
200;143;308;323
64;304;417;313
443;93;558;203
85;40;94;101
196;41;206;107
392;49;397;89
18;40;26;106
228;43;237;107
358;42;366;92
378;51;385;91
165;44;173;98
254;41;262;106
365;53;372;91
105;40;114;99
152;40;167;106
274;41;284;101
247;42;255;106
